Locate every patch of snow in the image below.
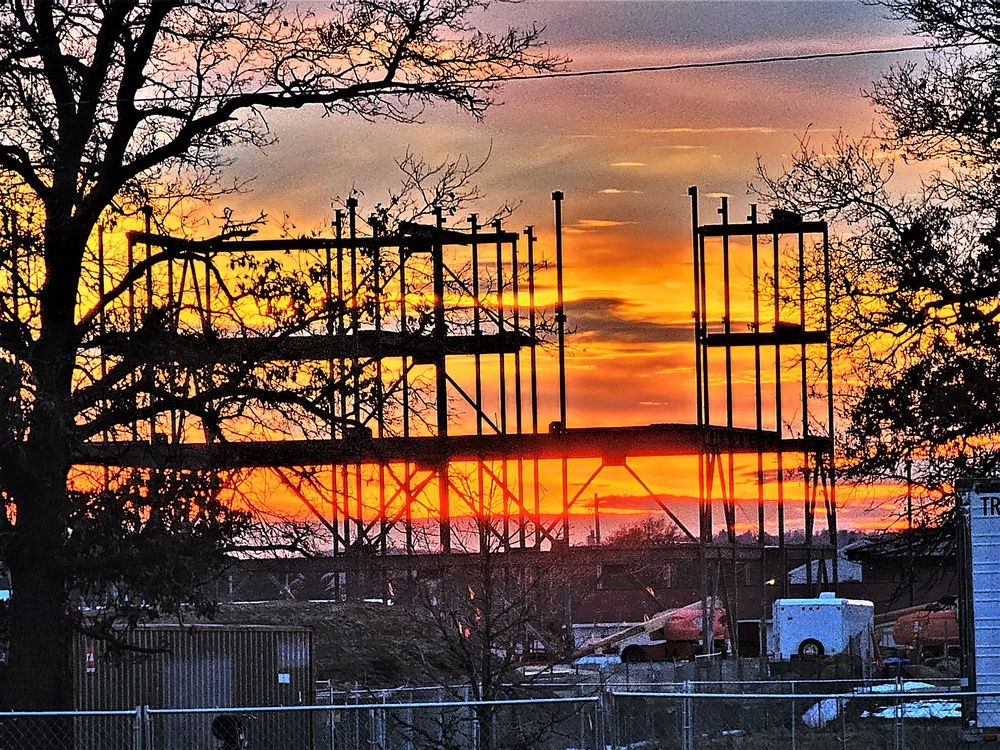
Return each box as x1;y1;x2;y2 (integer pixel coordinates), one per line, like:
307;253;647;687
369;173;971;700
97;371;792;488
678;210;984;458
861;700;961;720
803;682;952;726
573;655;621;666
861;681;937;694
803;698;842;728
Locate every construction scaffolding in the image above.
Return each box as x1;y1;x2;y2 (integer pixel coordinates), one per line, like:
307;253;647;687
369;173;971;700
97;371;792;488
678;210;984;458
690;188;836;656
74;189;835;612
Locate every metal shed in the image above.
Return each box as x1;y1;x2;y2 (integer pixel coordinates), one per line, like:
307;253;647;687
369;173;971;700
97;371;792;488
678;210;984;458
73;624;313;749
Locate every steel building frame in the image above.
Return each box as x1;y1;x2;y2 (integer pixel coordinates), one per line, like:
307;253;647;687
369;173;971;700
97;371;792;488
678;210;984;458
76;191;835;599
690;188;836;652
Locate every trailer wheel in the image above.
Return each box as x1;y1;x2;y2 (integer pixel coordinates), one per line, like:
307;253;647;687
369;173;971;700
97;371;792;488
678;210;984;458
621;645;648;663
798;639;824;658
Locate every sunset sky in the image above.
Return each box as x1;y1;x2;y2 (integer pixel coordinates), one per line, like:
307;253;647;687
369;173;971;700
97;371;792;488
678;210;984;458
213;0;924;538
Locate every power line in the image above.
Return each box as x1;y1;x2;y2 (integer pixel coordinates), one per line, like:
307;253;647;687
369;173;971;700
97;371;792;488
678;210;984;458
123;42;972;102
476;42;974;83
6;41;978;107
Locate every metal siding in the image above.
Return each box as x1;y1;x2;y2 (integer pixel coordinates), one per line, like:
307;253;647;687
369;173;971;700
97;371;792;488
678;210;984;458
73;625;312;709
970;492;1000;726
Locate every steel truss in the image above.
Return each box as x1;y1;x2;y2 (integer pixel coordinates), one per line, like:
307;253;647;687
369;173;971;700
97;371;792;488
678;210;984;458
690;188;836;656
76;191;833;584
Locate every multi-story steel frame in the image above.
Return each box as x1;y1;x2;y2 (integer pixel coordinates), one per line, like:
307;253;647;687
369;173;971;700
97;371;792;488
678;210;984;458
690;188;836;654
75;190;835;610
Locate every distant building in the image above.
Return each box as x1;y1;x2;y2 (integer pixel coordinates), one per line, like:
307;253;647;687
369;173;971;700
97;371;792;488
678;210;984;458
787;543;864;585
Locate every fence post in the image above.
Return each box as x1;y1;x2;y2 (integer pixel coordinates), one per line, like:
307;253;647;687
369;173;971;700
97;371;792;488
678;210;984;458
608;689;618;750
682;680;693;750
839;695;847;750
593;695;602;750
790;680;796;750
596;679;606;750
132;705;150;750
355;690;361;749
892;674;906;750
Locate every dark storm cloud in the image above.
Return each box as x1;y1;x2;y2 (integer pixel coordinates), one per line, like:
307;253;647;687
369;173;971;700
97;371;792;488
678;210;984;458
565;297;692;345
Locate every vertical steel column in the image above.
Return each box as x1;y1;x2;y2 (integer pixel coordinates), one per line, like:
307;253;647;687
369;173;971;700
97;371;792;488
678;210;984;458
822;223;839;587
165;216;178;443
350;201;364;545
719;198;737;544
799;228;814;586
691;190;711;543
805;459;815;591
553;191;570;544
333;211;345;563
324;238;338;555
798;228;809;440
399;237;414;555
495;219;510;549
690;187;712;662
749;206;766;556
699;227;710;427
142;207;155;442
433;207;451;552
526;226;542;549
773;226;787;597
97;223;110;488
690;189;708;659
470;215;487;552
553;193;567;429
373;227;387;555
345;198;359;549
721;197;733;429
690;187;703;427
127;230;139;442
512;232;526;548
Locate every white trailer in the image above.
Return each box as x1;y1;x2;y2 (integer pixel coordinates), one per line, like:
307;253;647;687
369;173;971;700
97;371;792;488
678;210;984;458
771;592;875;662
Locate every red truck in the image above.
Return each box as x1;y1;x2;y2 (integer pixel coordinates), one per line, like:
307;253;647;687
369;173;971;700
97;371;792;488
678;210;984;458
892;602;960;660
571;599;729;663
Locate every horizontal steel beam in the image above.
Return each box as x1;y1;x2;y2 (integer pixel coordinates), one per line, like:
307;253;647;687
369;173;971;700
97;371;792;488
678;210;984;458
698;221;827;238
76;424;832;470
227;542;837;572
703;330;828;347
127;227;520;253
98;330;535;366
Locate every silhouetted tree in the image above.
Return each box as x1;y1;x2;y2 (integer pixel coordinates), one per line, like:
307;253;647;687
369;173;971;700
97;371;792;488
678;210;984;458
399;547;578;750
754;1;1000;530
605;515;682;547
0;0;557;711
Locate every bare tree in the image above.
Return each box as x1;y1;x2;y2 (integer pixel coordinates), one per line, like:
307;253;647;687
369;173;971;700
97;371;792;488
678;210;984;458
753;1;1000;535
0;0;558;711
604;515;681;548
396;547;578;750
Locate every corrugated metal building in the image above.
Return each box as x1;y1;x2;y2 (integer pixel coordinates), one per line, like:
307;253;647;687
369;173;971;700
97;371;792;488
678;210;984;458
73;624;313;749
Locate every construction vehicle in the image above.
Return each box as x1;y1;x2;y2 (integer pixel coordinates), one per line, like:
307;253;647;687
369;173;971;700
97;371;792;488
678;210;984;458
879;597;959;661
570;599;729;663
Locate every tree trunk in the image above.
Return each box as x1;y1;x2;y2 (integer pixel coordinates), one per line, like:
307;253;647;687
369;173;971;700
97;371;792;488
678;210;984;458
4;452;73;712
3;217;82;713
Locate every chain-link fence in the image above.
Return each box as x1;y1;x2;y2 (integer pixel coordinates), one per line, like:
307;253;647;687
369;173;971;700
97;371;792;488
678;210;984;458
146;696;602;750
609;679;971;750
0;683;996;749
0;710;137;750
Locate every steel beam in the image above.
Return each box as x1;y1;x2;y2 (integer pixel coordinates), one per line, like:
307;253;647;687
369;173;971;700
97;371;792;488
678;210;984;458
76;424;831;469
